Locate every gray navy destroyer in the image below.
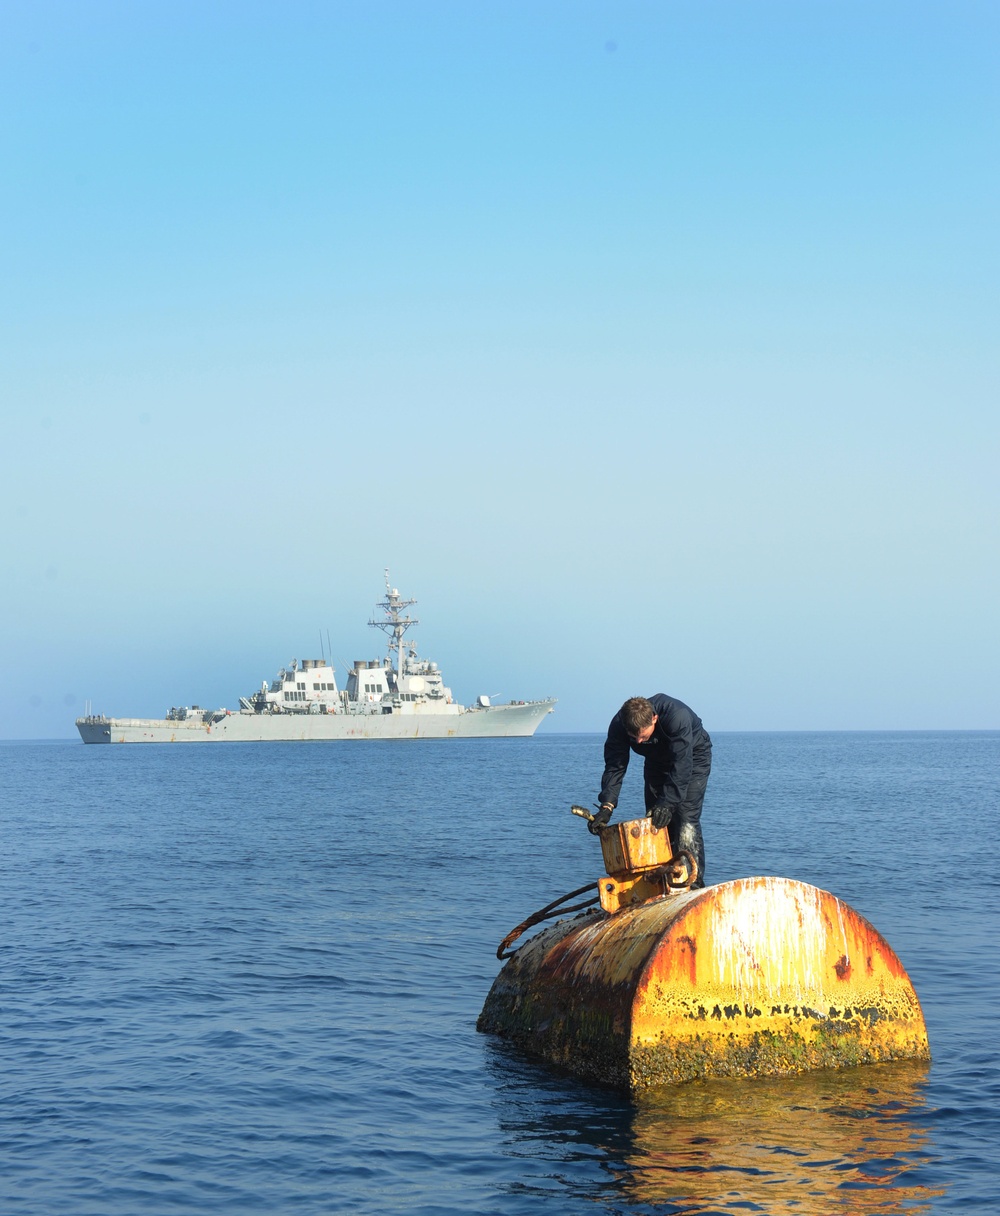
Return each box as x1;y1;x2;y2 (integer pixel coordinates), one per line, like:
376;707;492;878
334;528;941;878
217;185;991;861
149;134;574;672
77;577;555;743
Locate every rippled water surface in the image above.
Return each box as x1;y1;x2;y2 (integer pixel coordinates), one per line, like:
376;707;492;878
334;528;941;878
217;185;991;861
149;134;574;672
1;732;997;1214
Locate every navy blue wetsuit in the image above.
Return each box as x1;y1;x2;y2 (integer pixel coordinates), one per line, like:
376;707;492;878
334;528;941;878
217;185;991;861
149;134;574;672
599;693;712;886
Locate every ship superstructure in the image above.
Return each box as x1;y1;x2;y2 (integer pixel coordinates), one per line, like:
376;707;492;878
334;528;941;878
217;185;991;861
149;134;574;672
77;575;555;743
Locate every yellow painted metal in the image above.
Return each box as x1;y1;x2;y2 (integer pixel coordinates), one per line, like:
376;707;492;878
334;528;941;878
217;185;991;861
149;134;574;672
600;817;673;876
595;815;695;913
478;876;929;1089
598;870;671;915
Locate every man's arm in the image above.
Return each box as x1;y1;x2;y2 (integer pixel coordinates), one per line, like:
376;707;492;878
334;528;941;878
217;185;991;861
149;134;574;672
598;717;631;808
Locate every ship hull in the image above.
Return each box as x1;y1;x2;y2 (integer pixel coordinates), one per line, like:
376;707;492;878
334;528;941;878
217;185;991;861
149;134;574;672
77;700;555;743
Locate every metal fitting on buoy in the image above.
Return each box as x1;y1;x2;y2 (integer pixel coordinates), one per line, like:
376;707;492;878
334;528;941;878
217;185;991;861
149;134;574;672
594;816;696;913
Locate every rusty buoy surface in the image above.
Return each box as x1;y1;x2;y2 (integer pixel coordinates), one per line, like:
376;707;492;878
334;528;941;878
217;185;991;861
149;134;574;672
478;877;929;1089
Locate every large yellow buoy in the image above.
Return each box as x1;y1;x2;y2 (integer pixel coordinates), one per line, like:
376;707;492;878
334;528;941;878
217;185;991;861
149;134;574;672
478;817;929;1089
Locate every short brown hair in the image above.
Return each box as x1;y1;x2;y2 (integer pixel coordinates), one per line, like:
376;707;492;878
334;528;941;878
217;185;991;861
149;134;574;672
620;696;654;734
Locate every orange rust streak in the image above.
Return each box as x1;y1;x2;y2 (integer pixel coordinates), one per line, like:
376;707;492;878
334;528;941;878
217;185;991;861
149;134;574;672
629;878;928;1080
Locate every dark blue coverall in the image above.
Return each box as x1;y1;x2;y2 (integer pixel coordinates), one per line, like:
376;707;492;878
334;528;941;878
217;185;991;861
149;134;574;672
598;692;712;887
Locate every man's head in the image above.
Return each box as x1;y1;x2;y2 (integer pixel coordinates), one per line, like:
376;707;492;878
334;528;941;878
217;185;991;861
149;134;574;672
620;696;658;744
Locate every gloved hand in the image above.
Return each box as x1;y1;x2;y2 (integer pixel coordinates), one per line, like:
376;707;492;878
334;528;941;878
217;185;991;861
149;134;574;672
650;803;676;829
588;805;613;835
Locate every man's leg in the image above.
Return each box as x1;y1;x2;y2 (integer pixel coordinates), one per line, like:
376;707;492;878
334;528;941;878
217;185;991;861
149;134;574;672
671;749;711;888
643;756;707;886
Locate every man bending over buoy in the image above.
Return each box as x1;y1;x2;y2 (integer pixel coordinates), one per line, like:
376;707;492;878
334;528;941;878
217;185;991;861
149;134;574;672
592;695;712;888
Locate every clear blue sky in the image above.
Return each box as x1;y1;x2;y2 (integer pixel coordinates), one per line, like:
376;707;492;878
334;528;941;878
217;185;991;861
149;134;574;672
2;1;997;737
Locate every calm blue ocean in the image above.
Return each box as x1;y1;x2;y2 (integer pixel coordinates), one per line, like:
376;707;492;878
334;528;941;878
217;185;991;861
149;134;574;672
1;732;997;1215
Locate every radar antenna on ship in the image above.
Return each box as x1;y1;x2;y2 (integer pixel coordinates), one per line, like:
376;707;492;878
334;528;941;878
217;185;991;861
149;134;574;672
369;569;419;679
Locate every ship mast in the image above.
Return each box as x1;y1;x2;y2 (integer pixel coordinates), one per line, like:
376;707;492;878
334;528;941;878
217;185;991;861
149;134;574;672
369;570;418;680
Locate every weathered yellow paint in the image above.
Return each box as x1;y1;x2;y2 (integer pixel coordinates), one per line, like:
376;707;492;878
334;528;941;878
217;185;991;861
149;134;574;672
592;816;695;913
600;818;673;876
599;870;672;915
478;877;929;1089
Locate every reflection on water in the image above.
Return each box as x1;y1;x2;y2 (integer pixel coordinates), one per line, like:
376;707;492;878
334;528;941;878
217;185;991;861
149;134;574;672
487;1046;946;1214
620;1061;944;1214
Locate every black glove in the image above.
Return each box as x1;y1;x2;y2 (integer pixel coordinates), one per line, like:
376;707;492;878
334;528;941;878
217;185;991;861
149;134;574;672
650;803;676;829
588;805;613;835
